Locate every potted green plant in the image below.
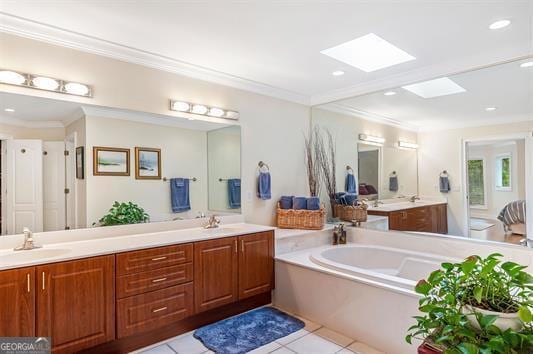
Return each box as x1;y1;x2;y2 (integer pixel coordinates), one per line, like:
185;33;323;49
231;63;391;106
406;253;532;353
95;201;149;226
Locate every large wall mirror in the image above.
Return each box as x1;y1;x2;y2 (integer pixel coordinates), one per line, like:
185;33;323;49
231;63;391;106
0;92;241;235
312;57;532;246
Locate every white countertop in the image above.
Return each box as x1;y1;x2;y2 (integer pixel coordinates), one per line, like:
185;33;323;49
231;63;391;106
0;223;274;271
366;198;447;212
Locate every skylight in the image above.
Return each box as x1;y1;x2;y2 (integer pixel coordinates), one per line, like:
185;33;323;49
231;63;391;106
402;77;466;98
320;33;416;72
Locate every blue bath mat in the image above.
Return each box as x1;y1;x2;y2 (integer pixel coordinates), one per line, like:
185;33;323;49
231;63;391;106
193;307;304;354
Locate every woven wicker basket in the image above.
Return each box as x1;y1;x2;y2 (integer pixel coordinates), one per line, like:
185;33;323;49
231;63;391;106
276;203;326;230
334;203;368;222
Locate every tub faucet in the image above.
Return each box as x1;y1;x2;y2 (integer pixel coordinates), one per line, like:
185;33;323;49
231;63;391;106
14;227;41;251
204;215;220;229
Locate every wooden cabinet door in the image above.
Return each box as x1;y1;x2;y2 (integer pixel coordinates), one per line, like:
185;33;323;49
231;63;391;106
238;232;274;300
389;211;406;231
37;255;115;353
434;204;448;234
194;237;238;313
0;267;35;337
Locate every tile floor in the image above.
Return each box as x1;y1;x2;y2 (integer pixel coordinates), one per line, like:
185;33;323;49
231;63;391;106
132;310;384;354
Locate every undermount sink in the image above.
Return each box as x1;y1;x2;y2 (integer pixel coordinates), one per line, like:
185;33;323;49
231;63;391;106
0;248;71;264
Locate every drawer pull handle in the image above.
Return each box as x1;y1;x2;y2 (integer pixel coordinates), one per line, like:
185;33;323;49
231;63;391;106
27;273;31;293
151;256;167;261
152;277;167;283
152;306;168;313
42;272;46;290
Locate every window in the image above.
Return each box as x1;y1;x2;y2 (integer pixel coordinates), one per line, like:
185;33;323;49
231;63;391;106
468;158;486;207
495;154;512;191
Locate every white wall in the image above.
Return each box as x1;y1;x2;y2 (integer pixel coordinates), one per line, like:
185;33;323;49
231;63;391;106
208;126;241;212
0;122;65;140
0;33;310;226
468;140;526;219
85;115;208;225
418;122;533;236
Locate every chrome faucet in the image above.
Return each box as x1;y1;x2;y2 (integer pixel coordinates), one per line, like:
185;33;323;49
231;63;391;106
204;215;220;229
14;227;41;251
409;195;421;203
372;199;383;208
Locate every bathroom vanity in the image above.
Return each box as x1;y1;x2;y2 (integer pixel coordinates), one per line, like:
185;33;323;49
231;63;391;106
368;201;448;234
0;225;274;354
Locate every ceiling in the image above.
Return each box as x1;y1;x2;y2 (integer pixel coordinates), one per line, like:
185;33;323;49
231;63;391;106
327;59;533;131
1;1;532;106
0;92;233;131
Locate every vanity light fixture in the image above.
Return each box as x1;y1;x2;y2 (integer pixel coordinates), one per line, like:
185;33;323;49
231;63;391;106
0;68;92;97
489;19;511;30
384;91;397;96
169;99;240;120
332;70;345;76
359;134;385;145
398;140;419;149
485;107;497;112
520;61;533;68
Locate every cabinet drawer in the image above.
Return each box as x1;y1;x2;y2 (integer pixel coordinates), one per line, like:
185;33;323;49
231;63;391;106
116;244;193;275
117;282;194;338
117;263;193;299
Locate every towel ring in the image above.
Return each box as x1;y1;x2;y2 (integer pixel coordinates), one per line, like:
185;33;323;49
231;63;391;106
258;161;270;171
389;171;397;176
439;170;448;177
346;165;354;174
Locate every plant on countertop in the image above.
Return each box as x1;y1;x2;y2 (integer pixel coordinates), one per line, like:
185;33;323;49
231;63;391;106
95;201;149;226
406;253;533;353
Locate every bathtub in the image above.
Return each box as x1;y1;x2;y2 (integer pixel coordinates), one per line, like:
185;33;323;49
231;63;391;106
310;245;458;290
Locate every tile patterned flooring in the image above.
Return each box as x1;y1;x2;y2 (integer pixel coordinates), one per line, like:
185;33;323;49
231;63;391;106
132;310;384;354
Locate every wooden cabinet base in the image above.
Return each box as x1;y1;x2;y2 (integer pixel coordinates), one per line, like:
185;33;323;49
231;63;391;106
79;292;271;354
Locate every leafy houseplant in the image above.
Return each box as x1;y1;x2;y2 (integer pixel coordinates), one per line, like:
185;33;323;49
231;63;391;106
95;201;149;226
406;253;533;353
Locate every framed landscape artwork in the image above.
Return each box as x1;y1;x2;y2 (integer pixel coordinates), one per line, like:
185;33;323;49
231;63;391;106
135;147;161;180
93;147;130;176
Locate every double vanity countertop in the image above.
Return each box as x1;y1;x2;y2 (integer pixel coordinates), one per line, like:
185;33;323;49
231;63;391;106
0;222;275;271
366;198;447;212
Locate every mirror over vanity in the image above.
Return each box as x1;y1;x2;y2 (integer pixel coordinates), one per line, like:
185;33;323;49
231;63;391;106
311;57;532;246
0;92;241;236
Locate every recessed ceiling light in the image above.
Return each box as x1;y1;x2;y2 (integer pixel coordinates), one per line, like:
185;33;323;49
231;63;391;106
384;91;397;96
520;61;533;68
332;70;345;76
402;77;466;98
0;70;26;85
4;108;15;112
31;76;59;91
489;19;511;30
320;33;416;72
485;107;497;111
64;82;90;96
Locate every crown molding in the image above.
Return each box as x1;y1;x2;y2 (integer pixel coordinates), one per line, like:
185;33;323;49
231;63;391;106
0;114;64;128
317;102;420;132
417;116;533;133
0;13;310;105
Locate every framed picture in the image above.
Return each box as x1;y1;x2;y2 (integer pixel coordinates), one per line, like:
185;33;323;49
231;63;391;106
76;146;84;179
135;147;161;180
93;147;130;176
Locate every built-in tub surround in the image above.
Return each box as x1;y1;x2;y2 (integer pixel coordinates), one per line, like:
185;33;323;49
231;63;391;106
273;227;533;353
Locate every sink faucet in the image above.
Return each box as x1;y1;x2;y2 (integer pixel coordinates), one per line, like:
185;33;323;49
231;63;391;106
372;200;383;207
14;227;41;251
409;195;421;203
204;215;220;229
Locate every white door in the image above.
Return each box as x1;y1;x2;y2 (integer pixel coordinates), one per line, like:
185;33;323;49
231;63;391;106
526;134;533;240
43;141;66;232
65;139;76;229
6;139;44;234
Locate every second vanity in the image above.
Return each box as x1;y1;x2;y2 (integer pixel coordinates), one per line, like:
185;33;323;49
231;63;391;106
367;198;448;234
0;219;274;354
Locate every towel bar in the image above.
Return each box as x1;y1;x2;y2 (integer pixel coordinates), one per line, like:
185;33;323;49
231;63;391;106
162;177;197;182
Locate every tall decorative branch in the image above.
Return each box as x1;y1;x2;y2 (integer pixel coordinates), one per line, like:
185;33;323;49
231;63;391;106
303;125;321;197
316;128;337;213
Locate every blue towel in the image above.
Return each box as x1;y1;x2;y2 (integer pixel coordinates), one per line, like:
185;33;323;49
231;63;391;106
306;197;320;210
335;192;347;205
345;173;357;193
170;178;190;212
344;193;358;206
280;196;294;209
227;179;241;209
389;176;399;192
293;197;307;210
439;176;450;193
257;172;271;200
